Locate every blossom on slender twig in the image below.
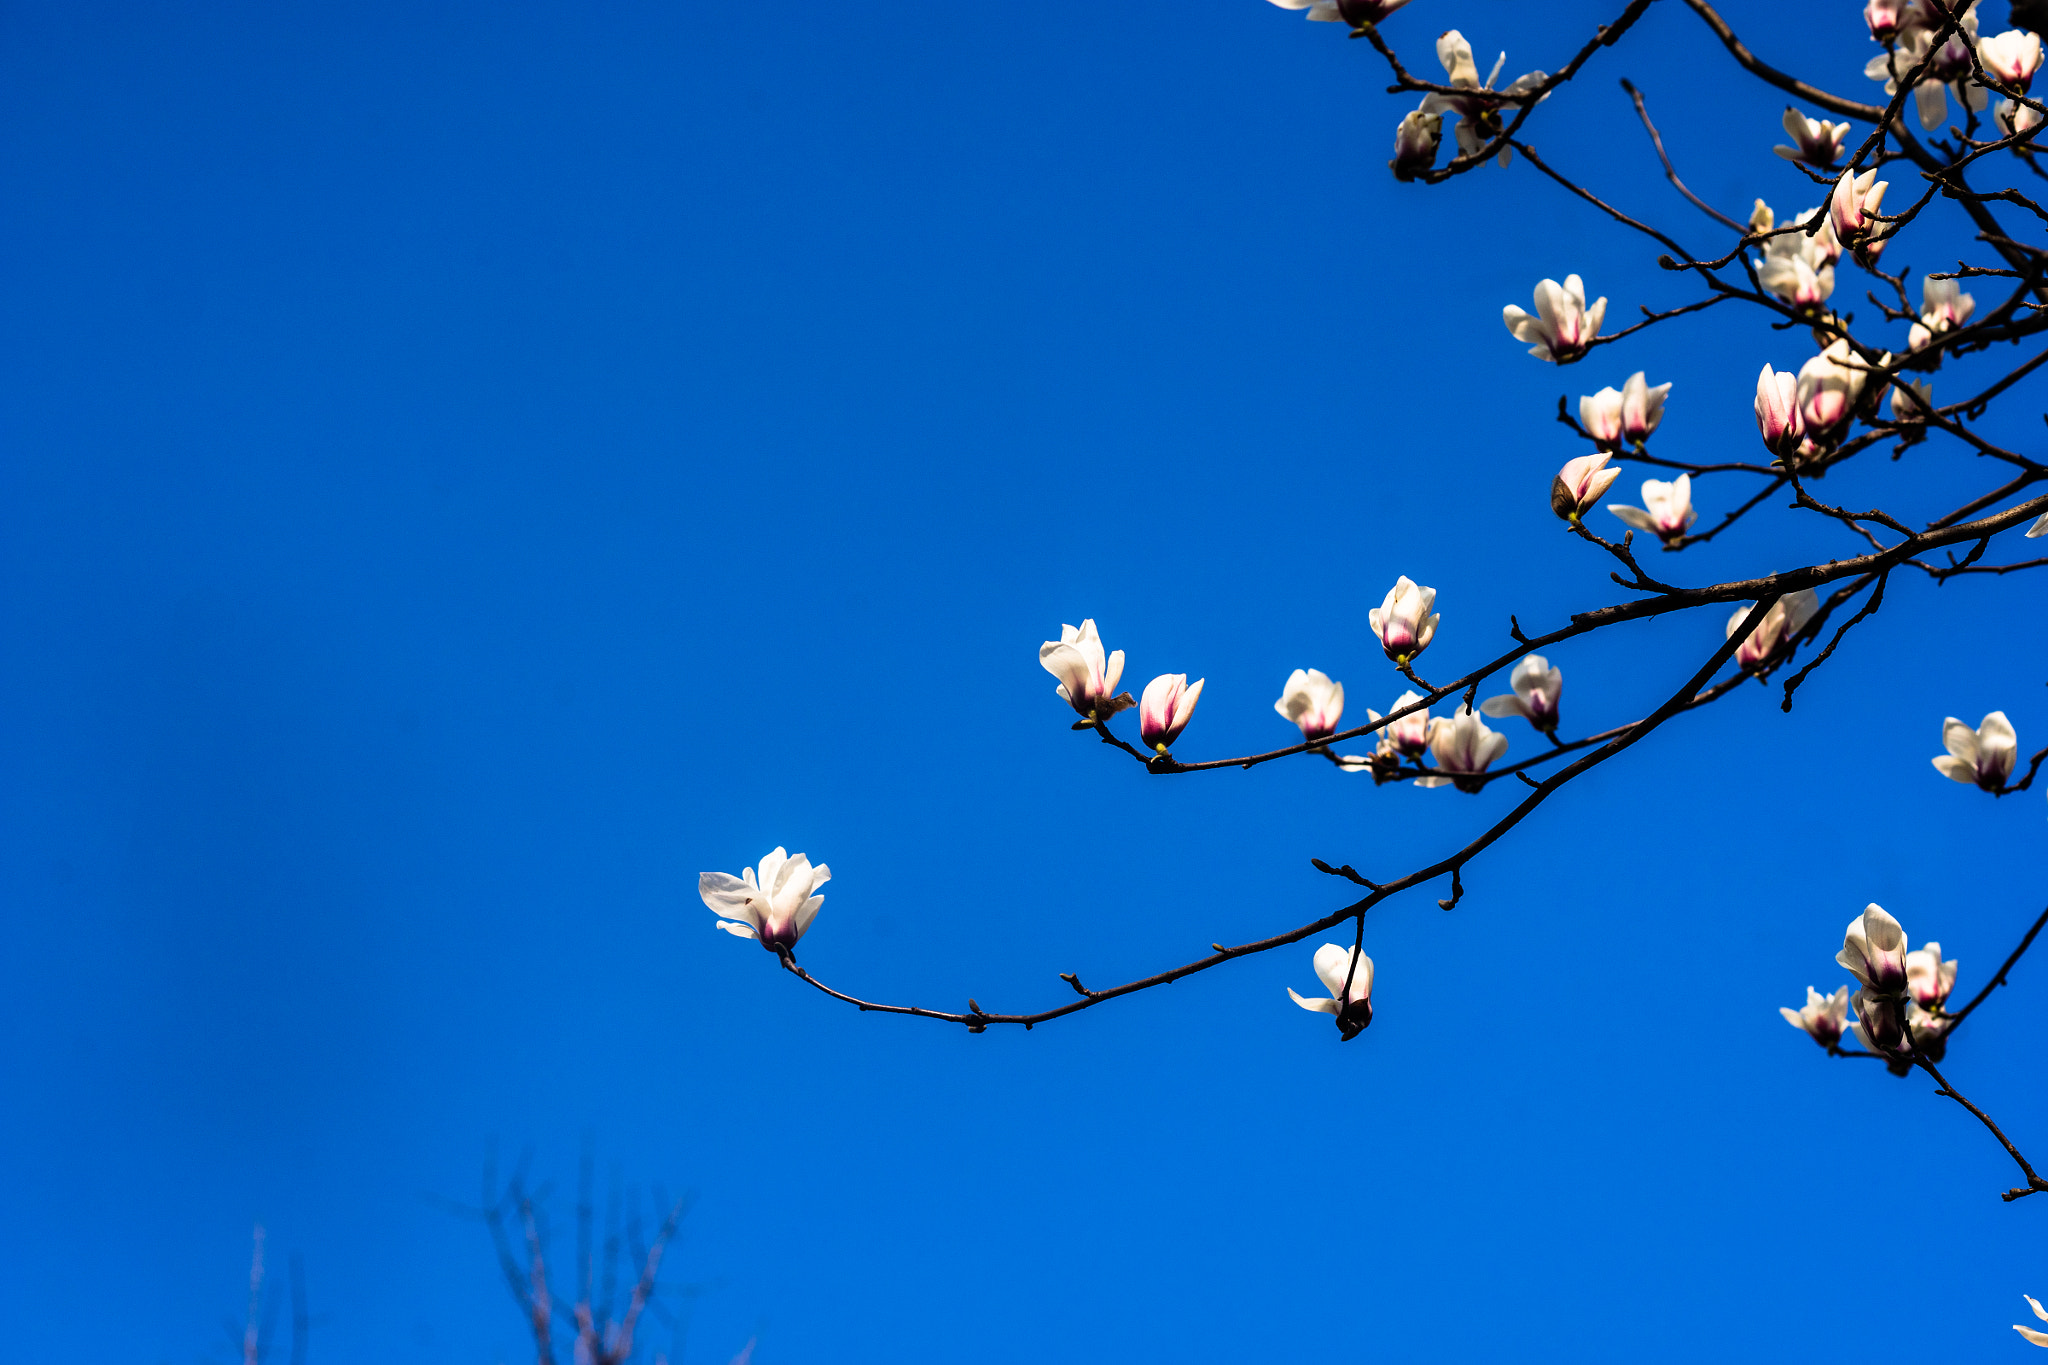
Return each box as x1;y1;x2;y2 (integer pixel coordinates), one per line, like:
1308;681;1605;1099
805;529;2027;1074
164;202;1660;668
1480;654;1563;733
1726;589;1818;669
1275;668;1344;742
1867;9;1985;132
1416;705;1508;791
1932;710;2018;790
1551;453;1619;521
1139;673;1205;753
1419;31;1549;165
1851;987;1909;1055
1503;275;1606;363
1369;577;1439;663
1980;29;2044;90
1039;619;1136;722
1839;903;1911;994
1827;168;1889;256
1374;689;1432;758
700;847;830;954
1774;107;1852;165
1906;941;1958;1009
1888;377;1933;423
1288;942;1375;1039
1796;339;1882;446
1607;474;1697;545
1754;363;1806;457
1391;106;1443;179
2015;1294;2048;1347
1780;985;1851;1048
1619;371;1670;443
1908;274;1975;351
1579;385;1624;447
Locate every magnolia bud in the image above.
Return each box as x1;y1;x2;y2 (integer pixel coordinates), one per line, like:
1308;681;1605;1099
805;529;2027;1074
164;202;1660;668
1551;453;1619;521
1391;108;1442;181
1754;364;1805;457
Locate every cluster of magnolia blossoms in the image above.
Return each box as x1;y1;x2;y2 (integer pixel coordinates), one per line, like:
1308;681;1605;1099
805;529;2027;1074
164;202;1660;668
1783;903;1958;1076
1864;0;2044;135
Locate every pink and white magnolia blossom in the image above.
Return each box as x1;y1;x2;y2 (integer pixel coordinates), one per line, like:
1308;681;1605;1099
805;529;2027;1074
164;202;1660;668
1275;667;1344;742
1479;653;1563;733
1619;371;1669;442
1839;903;1911;995
1503;274;1606;364
1864;0;1921;41
1039;619;1136;721
1607;474;1697;544
1369;576;1440;662
1932;710;2018;790
1828;168;1889;253
1287;942;1375;1039
1906;941;1959;1009
1908;1000;1953;1064
1908;274;1975;351
1416;705;1508;790
1754;363;1806;457
1851;986;1910;1056
1796;338;1880;444
1780;985;1851;1048
1390;106;1443;180
699;847;830;954
1579;385;1624;447
1419;31;1549;165
1550;452;1619;521
1757;225;1837;309
1725;588;1818;669
1980;28;2044;90
1373;689;1432;757
1139;672;1205;753
1774;107;1852;165
2016;1295;2048;1348
1867;9;1986;132
1265;0;1413;24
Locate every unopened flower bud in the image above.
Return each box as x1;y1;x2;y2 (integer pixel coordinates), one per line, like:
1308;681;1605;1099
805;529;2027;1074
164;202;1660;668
1578;385;1624;447
1139;672;1205;753
1754;363;1806;457
1551;452;1619;521
1391;107;1442;180
1851;987;1910;1056
1369;577;1439;663
1618;371;1669;443
1838;903;1911;995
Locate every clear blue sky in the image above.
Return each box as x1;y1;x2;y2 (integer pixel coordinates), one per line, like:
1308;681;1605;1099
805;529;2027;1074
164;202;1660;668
2;0;2045;1359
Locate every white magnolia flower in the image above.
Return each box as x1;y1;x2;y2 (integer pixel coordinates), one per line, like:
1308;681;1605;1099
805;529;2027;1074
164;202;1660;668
1780;985;1851;1048
1480;653;1563;733
1980;29;2044;90
1275;667;1345;742
1867;11;1985;132
1850;986;1909;1055
1827;167;1890;256
1888;377;1933;422
2015;1293;2048;1347
1139;673;1205;753
1039;619;1136;721
1579;385;1625;447
1905;941;1959;1009
1369;576;1440;662
700;847;830;953
1774;107;1852;165
1265;0;1412;26
1619;371;1670;442
1932;710;2018;790
1755;363;1806;457
1372;689;1432;757
1287;942;1375;1038
1908;999;1952;1062
1838;903;1911;995
1420;31;1549;165
1607;474;1697;544
1726;588;1818;669
1390;105;1443;180
1757;233;1836;309
1908;274;1975;351
1796;338;1881;444
1416;705;1508;790
1503;274;1606;363
1998;95;2047;136
1864;0;1920;42
1551;452;1620;521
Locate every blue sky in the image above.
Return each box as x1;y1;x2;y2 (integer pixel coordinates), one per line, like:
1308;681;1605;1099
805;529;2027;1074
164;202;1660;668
2;0;2045;1360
